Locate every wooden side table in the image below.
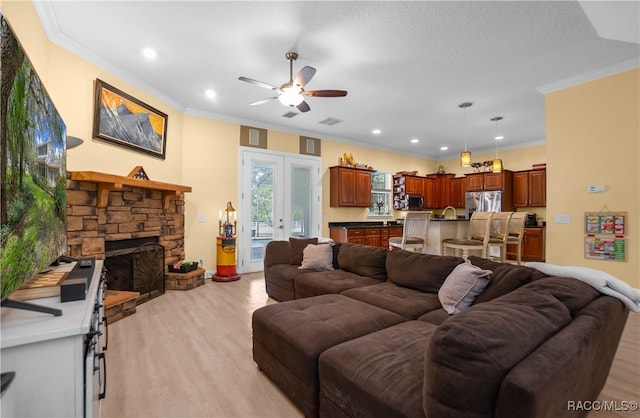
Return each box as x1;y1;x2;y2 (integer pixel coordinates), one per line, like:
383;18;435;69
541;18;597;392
165;267;205;290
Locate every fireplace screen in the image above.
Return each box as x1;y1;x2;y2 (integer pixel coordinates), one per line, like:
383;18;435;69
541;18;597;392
105;239;165;303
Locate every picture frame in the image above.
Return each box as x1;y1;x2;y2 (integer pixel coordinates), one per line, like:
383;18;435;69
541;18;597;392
93;79;168;159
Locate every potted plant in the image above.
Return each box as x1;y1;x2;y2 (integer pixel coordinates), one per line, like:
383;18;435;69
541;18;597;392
168;260;198;273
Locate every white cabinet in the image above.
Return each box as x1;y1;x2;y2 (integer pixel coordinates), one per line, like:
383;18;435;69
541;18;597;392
1;261;105;417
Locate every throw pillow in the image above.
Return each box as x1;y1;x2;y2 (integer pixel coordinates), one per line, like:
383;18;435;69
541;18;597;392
289;237;318;265
438;259;492;314
298;244;334;271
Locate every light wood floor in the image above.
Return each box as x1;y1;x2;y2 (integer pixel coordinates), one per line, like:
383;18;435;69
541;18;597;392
101;273;639;418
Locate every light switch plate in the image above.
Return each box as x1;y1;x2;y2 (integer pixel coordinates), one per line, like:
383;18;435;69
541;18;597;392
554;214;571;224
198;214;206;223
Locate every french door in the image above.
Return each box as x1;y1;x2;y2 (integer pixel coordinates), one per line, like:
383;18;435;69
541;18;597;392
239;148;321;273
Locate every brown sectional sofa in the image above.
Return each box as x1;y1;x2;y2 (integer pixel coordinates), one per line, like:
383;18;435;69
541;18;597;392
254;240;629;418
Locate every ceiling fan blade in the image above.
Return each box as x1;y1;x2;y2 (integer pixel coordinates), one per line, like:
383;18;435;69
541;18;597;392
296;100;311;113
304;89;348;97
238;76;278;90
294;66;316;87
249;97;278;106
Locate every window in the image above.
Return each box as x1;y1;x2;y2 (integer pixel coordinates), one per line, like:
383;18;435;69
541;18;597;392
369;172;392;218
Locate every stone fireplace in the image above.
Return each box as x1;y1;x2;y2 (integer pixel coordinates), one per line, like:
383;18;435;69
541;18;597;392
65;169;191;300
104;237;165;303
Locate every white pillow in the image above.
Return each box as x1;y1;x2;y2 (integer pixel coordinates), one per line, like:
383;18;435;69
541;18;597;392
298;244;334;271
438;259;492;314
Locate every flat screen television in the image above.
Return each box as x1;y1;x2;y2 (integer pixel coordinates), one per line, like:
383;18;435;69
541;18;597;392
1;13;67;298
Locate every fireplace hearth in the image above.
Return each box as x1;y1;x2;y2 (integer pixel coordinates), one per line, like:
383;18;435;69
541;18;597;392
105;237;165;304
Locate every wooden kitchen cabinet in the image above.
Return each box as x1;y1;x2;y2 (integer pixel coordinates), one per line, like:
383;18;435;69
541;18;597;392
330;225;402;248
405;176;421;194
466;171;513;191
388;226;404;242
422;177;436;208
513;169;546;207
364;228;381;247
426;174;454;208
449;177;466;208
507;227;545;262
330;166;372;207
346;228;365;245
466;173;485;191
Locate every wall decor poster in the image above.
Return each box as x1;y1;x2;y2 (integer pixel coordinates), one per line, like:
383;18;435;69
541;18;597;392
585;236;626;261
584;212;626;235
584;211;627;261
93;79;167;159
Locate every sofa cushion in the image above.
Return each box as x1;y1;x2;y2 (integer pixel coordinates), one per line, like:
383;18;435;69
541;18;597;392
438;259;492;314
264;264;311;301
469;256;547;305
289;237;318;265
423;282;574;418
295;270;382;300
386;250;463;293
337;243;388;281
319;321;437;418
417;308;450;326
342;282;442;319
299;243;334;271
517;277;602;317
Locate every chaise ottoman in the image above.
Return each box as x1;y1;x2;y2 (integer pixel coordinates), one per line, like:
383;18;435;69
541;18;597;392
252;294;406;417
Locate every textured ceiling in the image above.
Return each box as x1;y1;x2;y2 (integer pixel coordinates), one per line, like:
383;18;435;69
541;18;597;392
34;1;639;160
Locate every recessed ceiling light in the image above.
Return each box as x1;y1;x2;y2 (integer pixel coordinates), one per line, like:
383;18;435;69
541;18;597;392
142;47;157;60
495;135;504;140
440;146;449;151
205;89;217;99
410;138;419;144
372;129;381;134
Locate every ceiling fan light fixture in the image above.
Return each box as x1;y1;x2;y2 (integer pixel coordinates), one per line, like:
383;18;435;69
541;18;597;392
278;85;304;106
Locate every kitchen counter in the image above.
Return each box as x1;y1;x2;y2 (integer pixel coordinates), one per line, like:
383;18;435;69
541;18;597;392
328;219;469;256
328;221;402;229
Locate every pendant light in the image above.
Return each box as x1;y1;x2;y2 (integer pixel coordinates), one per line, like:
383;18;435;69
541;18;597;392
459;102;472;167
491;116;503;173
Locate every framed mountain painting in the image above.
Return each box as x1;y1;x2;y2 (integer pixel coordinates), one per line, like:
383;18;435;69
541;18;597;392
93;79;167;159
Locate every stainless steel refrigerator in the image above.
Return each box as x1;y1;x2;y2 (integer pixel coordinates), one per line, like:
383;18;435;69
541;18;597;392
465;191;503;218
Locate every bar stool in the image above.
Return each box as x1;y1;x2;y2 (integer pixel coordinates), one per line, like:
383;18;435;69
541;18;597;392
389;211;432;253
485;212;513;262
442;212;493;259
506;211;528;265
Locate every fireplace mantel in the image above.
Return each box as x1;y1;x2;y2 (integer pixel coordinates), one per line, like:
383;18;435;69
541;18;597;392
69;170;192;209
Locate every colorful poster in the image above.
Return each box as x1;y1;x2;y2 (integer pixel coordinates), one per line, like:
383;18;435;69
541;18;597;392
585;236;626;261
584;212;626;235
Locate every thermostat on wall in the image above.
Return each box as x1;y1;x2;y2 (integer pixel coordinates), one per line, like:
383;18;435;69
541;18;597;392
587;185;605;193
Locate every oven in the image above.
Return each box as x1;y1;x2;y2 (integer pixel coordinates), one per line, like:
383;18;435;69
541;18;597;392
84;267;107;417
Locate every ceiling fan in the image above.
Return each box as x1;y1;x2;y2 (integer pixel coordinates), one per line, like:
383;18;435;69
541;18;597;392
238;52;347;113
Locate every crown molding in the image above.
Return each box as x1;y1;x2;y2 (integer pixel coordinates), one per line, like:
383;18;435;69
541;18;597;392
536;58;640;94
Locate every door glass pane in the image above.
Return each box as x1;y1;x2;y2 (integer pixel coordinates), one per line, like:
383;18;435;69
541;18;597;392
251;162;275;261
290;166;311;237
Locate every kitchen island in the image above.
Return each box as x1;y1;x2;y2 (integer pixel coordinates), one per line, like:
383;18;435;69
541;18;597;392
427;218;470;255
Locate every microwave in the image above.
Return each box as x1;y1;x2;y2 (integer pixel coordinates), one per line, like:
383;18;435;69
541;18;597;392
407;194;424;210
